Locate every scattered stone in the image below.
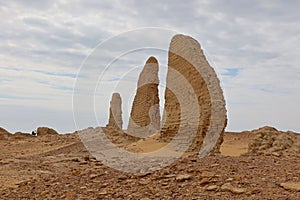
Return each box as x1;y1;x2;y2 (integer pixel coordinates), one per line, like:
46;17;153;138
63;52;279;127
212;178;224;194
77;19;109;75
225;177;234;182
139;179;150;185
64;191;76;200
71;170;81;176
40;190;49;196
161;182;169;186
280;182;300;192
206;185;218;191
71;158;80;162
176;174;192;182
163;174;177;179
199;178;210;186
16;179;30;186
201;171;215;178
99;190;108;195
221;183;247;194
248;126;300;156
271;152;280;157
89;174;98;179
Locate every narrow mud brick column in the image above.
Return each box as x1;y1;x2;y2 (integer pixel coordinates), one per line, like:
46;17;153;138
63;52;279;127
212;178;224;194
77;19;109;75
127;56;161;138
106;93;123;130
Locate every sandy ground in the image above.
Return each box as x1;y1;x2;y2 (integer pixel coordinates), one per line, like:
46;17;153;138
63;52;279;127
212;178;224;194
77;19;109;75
124;131;254;157
220;132;255;156
0;128;299;199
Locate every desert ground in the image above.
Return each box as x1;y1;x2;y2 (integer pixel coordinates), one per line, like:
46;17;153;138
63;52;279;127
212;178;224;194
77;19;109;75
0;126;299;199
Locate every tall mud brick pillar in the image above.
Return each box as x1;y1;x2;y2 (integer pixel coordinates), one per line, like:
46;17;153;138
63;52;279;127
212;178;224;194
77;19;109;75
161;34;227;155
106;92;123;130
127;56;161;138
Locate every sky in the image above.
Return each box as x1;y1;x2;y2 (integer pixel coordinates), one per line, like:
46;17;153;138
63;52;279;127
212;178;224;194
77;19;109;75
0;0;299;133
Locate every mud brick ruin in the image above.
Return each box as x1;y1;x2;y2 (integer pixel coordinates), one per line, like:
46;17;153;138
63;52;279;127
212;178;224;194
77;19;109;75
160;34;227;153
127;56;161;138
106;34;227;154
106;93;123;130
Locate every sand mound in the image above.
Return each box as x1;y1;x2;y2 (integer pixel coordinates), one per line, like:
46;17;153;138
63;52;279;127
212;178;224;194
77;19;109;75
37;127;59;136
1;127;60;139
248;126;300;156
0;127;9;133
12;132;33;139
103;127;139;147
0;127;10;140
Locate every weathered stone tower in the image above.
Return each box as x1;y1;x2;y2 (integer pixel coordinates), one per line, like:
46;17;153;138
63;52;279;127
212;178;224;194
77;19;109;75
106;92;123;130
160;34;227;154
127;56;161;138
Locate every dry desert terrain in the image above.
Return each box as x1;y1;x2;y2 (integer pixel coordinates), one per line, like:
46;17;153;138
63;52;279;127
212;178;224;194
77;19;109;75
0;126;299;199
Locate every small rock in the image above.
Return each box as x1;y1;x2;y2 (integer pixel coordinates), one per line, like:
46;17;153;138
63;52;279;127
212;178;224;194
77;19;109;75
89;174;98;179
206;185;218;191
225;178;234;182
201;171;215;178
99;190;108;195
40;190;49;196
221;183;247;194
164;174;176;178
176;174;192;182
118;175;128;180
16;180;30;188
71;170;81;176
199;178;210;185
139;179;150;185
280;182;300;192
64;191;75;200
71;158;80;162
161;182;168;186
271;152;280;157
83;155;91;161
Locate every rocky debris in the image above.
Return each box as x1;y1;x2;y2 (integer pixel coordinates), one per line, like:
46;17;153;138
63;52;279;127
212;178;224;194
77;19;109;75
13;132;33;139
127;56;160;138
0;127;10;134
106;93;123;130
280;182;300;192
37;127;59;136
160;34;227;155
248;126;300;156
175;174;192;181
102;126;139;147
206;185;218;191
220;183;247;194
0;127;10;140
1;127;61;139
0;131;300;199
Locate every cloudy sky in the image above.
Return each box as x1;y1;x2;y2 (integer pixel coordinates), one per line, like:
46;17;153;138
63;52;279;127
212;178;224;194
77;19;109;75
0;0;299;133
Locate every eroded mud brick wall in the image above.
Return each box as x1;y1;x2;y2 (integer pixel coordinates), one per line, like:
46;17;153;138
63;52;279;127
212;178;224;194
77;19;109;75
127;57;161;138
107;93;123;130
161;34;227;153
